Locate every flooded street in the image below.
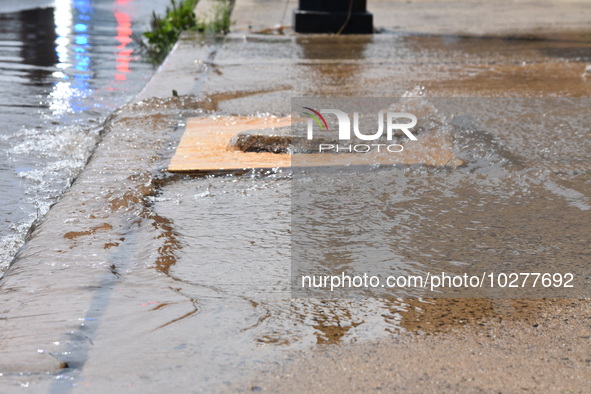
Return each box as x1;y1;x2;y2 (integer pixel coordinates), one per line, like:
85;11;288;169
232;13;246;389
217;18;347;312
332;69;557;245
1;1;591;392
0;0;171;271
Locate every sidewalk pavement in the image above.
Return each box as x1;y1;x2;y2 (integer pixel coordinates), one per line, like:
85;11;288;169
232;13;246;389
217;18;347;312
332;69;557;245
0;0;590;391
234;0;591;36
146;0;591;107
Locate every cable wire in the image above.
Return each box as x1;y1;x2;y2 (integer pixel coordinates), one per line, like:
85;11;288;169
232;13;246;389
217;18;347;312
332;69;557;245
336;0;354;35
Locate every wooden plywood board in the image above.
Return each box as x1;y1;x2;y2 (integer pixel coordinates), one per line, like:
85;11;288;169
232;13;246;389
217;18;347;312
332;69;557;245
168;116;463;173
168;116;291;173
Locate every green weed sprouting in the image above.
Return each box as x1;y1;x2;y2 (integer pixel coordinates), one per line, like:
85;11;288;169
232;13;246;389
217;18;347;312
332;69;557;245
206;0;233;35
134;0;234;64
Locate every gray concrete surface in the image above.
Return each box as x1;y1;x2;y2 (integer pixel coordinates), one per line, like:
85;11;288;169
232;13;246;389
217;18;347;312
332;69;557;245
233;0;591;36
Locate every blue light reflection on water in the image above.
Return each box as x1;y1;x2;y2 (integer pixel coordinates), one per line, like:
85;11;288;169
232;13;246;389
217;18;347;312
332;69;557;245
51;0;92;115
0;0;171;272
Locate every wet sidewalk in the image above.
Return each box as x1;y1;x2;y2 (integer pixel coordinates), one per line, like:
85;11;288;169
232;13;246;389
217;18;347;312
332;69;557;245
1;0;591;392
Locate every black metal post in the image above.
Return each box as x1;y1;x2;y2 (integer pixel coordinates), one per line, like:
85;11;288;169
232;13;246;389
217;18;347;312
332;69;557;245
294;0;373;34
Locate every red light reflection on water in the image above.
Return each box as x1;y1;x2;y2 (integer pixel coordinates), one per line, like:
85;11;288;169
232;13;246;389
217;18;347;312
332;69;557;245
114;0;132;81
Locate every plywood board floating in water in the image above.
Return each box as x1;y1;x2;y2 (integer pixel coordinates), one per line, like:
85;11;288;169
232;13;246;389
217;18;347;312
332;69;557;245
167;116;463;173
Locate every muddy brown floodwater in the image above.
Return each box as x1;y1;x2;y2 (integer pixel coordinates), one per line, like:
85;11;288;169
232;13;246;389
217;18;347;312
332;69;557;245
0;28;590;392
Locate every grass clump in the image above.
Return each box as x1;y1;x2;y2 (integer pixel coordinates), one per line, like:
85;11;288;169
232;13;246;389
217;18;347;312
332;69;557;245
136;0;234;63
205;0;233;35
141;0;201;63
